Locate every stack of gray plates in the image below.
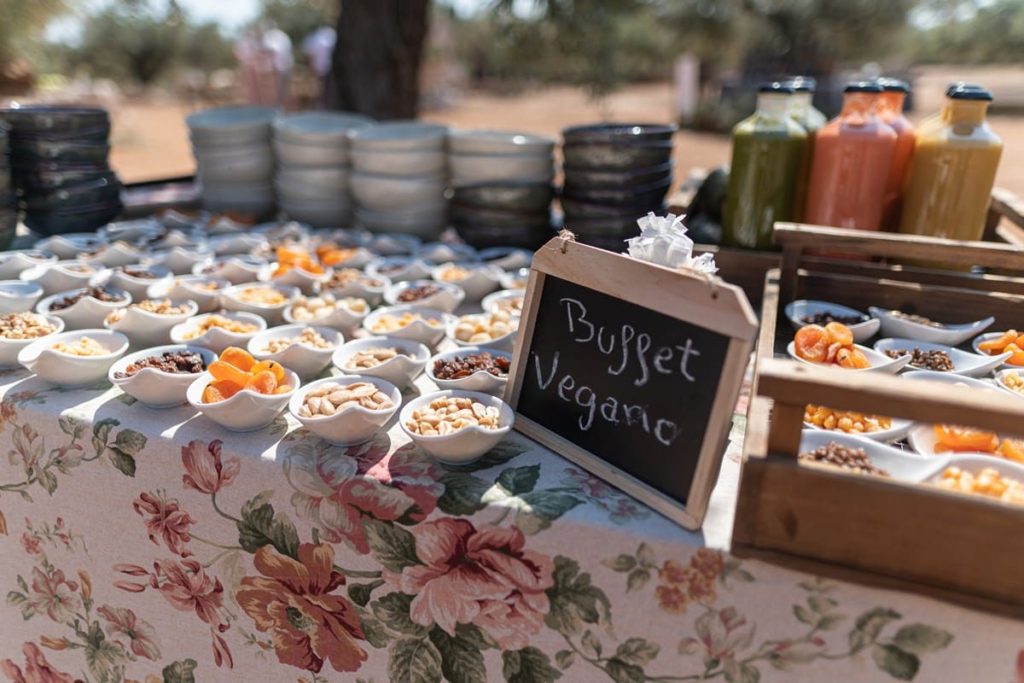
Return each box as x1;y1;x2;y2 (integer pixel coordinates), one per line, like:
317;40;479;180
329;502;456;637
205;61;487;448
188;106;276;218
349;122;448;238
448;130;554;249
273;111;374;227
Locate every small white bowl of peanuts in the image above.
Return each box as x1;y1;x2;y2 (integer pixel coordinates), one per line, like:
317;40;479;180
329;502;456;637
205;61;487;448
400;390;514;464
446;310;518;352
289;375;402;446
0;312;65;368
247;324;343;381
331;336;430;388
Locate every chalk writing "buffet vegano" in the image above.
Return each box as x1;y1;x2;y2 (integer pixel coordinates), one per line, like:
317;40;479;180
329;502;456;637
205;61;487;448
528;297;702;446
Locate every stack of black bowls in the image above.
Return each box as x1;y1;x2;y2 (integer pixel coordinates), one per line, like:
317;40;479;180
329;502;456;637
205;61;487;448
0;121;14;249
1;106;122;235
560;123;676;250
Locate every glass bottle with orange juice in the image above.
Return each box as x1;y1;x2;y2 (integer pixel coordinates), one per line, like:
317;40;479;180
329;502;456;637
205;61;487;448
875;78;916;230
898;84;1002;241
803;82;897;231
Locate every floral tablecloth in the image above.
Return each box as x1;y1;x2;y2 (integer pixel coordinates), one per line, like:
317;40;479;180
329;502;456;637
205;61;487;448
0;366;1022;683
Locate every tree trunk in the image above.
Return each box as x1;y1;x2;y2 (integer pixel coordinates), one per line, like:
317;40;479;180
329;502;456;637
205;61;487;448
330;0;431;120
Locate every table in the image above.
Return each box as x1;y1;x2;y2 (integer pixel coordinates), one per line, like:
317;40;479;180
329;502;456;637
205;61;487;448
0;367;1021;683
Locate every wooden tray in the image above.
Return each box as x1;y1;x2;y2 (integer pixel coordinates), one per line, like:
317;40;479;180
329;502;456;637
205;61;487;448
732;224;1024;616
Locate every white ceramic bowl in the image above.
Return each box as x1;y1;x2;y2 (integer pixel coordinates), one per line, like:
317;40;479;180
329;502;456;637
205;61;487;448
869;306;995;346
274;111;373;147
221;283;299;325
0;313;64;368
208;233;269;257
187;105;276;146
104;299;199;349
785;300;879;344
355;205;448;238
247;324;343;380
908;423;1009;459
449;130;555;156
924;454;1024;492
193;256;272;285
972;332;1024;372
147;276;228;313
384;279;465;313
283;296;369;335
38;287;131;331
427;346;511;396
108;344;217;408
18;329;129;387
350;147;446;176
873;338;1010;378
417;242;479;265
289;375;401;446
142;228;204;251
366;257;433;283
903;369;1000;392
0;281;43;314
331;336;429;388
20;260;109;296
83;241;143;269
364;305;451;348
446;312;518;353
323;273;390;307
349;122;447;152
785;341;910;374
350;171;446;211
478;247;533;271
108;265;173;301
365;233;421;256
143;246;214;276
481;289;525;318
273;137;349;167
187;367;299;433
196;147;275;183
802;415;913;443
798;429;937;481
499;267;530;290
448;152;554;187
0;250;56;280
431;263;501;302
100;218;164;244
269;265;330;295
995;369;1024;401
36;234;106;259
170;311;267;353
400;389;514;464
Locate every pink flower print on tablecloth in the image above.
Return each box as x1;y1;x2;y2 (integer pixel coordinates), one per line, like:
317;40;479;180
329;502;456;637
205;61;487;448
235;543;367;674
0;642;78;683
181;439;239;494
285;439;442;554
97;605;161;661
27;567;79;623
132;492;195;557
395;518;554;650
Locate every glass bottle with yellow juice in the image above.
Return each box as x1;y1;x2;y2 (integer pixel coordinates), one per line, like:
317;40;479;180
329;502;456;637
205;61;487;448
875;78;916;230
898;84;1002;241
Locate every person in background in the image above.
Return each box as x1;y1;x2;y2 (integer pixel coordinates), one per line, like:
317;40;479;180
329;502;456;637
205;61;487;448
261;21;294;108
234;28;263;105
303;26;336;108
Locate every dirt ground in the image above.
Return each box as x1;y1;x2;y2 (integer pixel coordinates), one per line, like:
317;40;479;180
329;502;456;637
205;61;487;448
107;78;1024;200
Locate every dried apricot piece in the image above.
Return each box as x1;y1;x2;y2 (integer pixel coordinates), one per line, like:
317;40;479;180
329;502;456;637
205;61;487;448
824;322;854;347
209;360;252;387
998;438;1024;464
251;360;286;384
220;346;256;372
934;424;999;453
836;347;870;369
246;370;278;394
1004;342;1024;366
979;330;1017;353
794;325;829;363
203;380;240;403
273;384;293;394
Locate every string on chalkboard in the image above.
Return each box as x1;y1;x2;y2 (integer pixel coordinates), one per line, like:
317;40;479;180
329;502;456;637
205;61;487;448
557;228;576;253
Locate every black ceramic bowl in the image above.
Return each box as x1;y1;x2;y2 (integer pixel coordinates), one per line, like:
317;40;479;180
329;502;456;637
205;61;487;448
0;106;110;138
18;166;116;194
563;160;673;189
562;123;677;144
11;139;111;165
561;196;666;219
453;215;553;250
562;141;674;170
562;177;672;208
452;202;551;229
24;176;121;212
452;181;554;212
24;199;122;235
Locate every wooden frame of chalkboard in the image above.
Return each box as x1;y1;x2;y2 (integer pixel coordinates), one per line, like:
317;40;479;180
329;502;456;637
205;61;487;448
506;237;757;529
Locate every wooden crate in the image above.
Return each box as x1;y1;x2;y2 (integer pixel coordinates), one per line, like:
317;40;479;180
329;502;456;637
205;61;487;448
732;224;1024;616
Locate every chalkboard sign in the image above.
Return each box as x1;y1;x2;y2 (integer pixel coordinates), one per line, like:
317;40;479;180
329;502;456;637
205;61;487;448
507;238;757;528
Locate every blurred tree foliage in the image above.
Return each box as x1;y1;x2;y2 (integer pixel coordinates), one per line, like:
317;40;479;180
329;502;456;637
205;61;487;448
260;0;338;51
910;0;1024;63
0;0;65;63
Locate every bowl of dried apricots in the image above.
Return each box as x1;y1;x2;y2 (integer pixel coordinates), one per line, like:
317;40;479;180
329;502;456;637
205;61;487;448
973;329;1024;371
788;322;910;374
186;346;299;432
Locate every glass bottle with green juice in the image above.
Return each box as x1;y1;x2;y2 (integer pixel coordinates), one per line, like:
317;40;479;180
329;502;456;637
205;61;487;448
786;76;826;222
722;82;808;250
898;84;1002;241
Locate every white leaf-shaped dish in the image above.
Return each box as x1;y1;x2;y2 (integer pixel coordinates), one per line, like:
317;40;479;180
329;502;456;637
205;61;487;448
874;338;1010;378
366;257;433;283
37;287;131;331
798;429;936;481
221;284;300;325
427;346;511;396
431;263;502;302
784;299;879;343
786;341;910;374
363;305;451;348
869;306;994;346
972;332;1024;373
108;265;173;301
147;276;228;313
170;311;267;353
331;336;429;388
20;260;110;296
0;250;56;280
104;299;199;349
289;374;401;446
0;280;43;314
384;279;465;313
247;323;343;380
18;329;129;387
108;344;216;408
